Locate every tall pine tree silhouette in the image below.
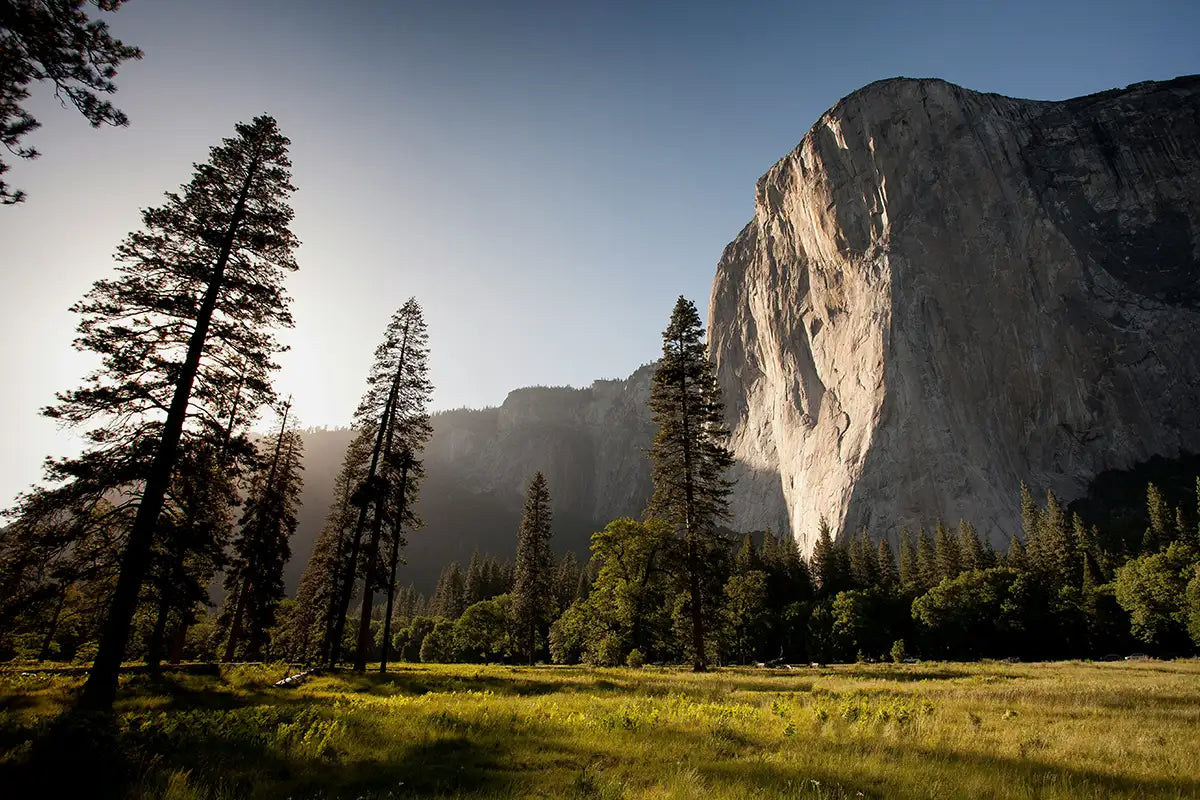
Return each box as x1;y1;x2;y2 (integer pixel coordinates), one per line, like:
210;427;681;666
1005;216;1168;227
48;116;299;710
512;472;553;665
647;296;733;671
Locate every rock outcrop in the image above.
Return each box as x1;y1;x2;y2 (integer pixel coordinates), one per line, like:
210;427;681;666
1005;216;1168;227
711;75;1200;552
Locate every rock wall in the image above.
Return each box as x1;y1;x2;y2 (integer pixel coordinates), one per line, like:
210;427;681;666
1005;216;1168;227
710;76;1200;552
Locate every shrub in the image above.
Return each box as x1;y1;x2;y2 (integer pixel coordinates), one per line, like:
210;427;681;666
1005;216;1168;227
626;648;645;668
891;639;906;663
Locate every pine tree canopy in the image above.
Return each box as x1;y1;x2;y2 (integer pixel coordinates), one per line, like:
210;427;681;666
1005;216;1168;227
647;296;733;533
64;115;299;710
513;472;554;663
0;0;143;203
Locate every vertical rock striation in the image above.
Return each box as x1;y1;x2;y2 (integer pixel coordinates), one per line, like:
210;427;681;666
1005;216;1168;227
710;76;1200;552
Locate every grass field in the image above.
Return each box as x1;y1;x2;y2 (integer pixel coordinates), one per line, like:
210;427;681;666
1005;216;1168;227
1;660;1198;799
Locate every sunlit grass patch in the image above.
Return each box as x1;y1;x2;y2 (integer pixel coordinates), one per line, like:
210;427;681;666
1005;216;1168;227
0;659;1198;798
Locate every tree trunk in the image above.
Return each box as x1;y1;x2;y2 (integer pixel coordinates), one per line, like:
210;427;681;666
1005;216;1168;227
79;148;262;712
224;401;289;663
379;456;410;673
222;576;251;662
167;618;189;665
146;588;172;675
675;335;705;672
329;360;403;666
37;588;68;662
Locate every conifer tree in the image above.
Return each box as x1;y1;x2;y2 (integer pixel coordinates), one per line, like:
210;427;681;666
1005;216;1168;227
934;521;960;581
293;427;374;664
1035;490;1076;588
430;562;466;619
811;517;849;596
47;115;300;710
1144;483;1171;553
849;529;877;588
734;533;760;574
876;538;899;588
221;402;304;661
1006;535;1029;571
145;441;236;671
916;528;938;591
957;520;983;573
553;552;582;614
326;299;432;671
1;0;143;203
647;297;734;671
513;472;553;664
898;528;917;593
465;548;486;606
1020;483;1040;540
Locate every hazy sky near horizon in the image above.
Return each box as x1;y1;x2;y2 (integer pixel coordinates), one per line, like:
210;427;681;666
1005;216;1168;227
1;0;1197;506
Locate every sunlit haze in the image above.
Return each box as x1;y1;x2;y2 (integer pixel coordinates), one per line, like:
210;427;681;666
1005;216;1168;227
1;0;1197;507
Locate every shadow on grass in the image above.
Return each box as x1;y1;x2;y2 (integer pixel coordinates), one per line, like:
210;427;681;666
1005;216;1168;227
324;667;636;699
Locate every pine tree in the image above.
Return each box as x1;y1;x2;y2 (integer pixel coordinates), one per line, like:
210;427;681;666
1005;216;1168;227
0;0;143;203
957;520;983;573
916;528;938;591
647;297;734;671
51;116;299;710
876;538;899;588
464;549;486;606
898;528;917;593
811;517;849;596
1020;483;1040;544
1144;483;1171;553
934;521;960;581
293;427;374;665
734;533;759;574
553;552;581;614
145;441;236;671
1036;490;1075;588
221;402;304;661
1006;535;1029;571
430;562;466;619
513;473;553;664
848;529;877;588
327;299;432;671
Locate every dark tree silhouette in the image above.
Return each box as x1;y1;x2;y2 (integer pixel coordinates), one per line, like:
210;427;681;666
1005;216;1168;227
647;296;733;671
0;0;142;203
221;401;304;661
512;472;553;664
45;115;299;710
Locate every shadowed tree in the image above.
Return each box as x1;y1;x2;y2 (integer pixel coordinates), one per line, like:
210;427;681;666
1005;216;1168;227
44;115;299;710
429;562;466;620
0;0;142;203
290;427;374;665
513;472;553;664
647;296;733;671
350;299;433;672
221;401;304;661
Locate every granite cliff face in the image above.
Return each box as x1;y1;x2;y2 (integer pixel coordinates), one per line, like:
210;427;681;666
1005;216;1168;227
710;75;1200;552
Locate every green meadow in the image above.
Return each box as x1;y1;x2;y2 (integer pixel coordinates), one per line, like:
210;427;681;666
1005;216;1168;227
1;660;1198;799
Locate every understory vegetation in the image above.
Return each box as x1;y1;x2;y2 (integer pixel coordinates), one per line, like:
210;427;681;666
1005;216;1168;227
2;660;1198;799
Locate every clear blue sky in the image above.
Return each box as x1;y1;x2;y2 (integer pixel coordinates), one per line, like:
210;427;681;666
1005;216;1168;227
1;0;1197;506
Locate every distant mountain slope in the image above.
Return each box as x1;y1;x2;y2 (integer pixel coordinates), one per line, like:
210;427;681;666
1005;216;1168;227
286;366;657;595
